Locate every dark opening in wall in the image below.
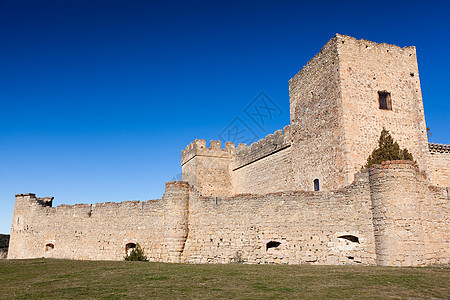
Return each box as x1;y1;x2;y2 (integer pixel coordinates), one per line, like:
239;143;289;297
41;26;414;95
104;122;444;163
314;179;320;191
266;241;281;250
125;243;136;255
378;91;392;110
45;243;54;252
338;235;360;243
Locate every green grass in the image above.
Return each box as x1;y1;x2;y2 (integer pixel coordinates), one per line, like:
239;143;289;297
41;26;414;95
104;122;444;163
0;259;448;299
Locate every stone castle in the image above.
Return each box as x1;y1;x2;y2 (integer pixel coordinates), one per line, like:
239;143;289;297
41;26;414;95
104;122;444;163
8;34;449;266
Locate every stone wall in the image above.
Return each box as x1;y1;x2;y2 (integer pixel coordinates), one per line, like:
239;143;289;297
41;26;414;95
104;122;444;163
183;173;376;265
8;194;169;261
232;126;293;195
234;126;291;169
422;185;450;265
289;35;348;192
427;143;450;187
9;164;448;266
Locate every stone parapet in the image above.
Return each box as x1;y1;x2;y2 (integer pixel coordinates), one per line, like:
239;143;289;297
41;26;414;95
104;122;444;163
234;125;291;170
427;143;450;187
429;143;450;153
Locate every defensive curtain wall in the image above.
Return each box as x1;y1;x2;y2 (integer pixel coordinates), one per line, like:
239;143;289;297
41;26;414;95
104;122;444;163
8;162;449;266
8;34;450;265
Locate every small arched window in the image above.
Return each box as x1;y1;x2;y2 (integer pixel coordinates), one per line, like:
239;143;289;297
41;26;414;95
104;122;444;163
338;235;360;243
125;243;137;255
45;243;54;252
266;241;281;250
314;179;320;191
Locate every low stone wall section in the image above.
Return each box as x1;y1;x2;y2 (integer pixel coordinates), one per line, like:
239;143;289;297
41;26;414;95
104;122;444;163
427;143;450;187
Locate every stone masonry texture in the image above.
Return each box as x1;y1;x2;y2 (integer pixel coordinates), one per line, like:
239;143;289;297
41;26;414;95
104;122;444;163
8;35;449;266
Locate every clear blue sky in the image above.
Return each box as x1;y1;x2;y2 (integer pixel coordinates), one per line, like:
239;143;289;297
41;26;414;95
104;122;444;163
1;0;449;234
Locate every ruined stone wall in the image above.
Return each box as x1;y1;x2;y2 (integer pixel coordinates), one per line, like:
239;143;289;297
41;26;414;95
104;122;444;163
337;34;429;184
232;126;293;195
289;35;348;191
181;140;234;197
427;143;450;187
8;193;168;260
182;173;377;265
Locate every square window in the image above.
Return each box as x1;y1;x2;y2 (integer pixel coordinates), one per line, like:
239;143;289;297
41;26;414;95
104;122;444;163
378;91;392;110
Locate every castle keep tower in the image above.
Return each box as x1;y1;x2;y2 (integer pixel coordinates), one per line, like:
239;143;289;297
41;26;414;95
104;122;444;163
289;34;429;191
181;34;432;194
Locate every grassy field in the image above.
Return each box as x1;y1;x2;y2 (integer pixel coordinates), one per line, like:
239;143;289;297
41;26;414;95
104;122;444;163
0;259;448;299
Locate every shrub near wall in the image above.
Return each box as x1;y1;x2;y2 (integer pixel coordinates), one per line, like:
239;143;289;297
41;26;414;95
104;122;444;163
0;234;9;259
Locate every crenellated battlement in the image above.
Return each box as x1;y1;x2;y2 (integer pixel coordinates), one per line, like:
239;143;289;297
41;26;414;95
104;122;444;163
429;143;450;153
234;125;291;169
181;140;235;197
181;139;235;166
